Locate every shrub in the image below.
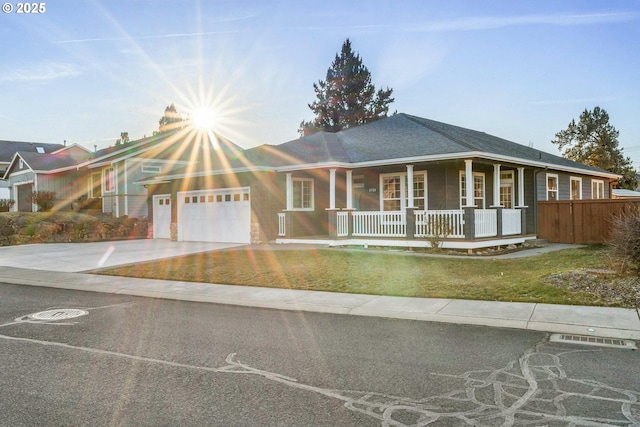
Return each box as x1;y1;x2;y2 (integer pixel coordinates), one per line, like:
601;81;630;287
425;214;452;250
607;206;640;274
31;191;57;212
0;199;15;212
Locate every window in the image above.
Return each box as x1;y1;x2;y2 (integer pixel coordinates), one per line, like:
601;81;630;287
141;165;161;174
592;180;605;199
460;172;485;208
36;147;45;154
570;177;582;200
104;167;115;193
500;171;514;208
91;172;102;198
19;159;24;169
546;174;558;200
292;178;313;210
380;171;428;211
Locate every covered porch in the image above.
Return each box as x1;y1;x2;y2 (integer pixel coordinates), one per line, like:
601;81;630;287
274;159;534;250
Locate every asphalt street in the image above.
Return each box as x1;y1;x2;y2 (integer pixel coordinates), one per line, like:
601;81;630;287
1;283;638;426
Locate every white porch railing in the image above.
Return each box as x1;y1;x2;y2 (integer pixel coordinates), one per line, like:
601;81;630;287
502;209;522;236
415;210;465;238
278;212;286;236
337;211;349;237
352;211;406;237
475;209;497;238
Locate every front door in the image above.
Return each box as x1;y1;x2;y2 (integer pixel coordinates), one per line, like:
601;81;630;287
16;183;33;212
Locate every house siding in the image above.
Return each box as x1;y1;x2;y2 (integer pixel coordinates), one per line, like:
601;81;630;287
38;170;87;210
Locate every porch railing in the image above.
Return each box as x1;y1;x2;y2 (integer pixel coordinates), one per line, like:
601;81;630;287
336;211;349;237
475;209;497;238
352;211;406;237
278;212;286;236
502;209;522;236
415;210;465;238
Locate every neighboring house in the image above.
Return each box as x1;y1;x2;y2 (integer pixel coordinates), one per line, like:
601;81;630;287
1;130;220;217
0;140;64;199
140;113;621;249
612;189;640;199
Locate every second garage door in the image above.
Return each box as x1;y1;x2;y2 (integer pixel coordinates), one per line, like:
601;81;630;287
178;187;251;243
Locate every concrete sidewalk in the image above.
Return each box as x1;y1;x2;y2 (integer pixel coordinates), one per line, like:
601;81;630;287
1;265;638;340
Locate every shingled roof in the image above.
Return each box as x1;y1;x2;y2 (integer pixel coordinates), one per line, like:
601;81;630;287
0;140;64;163
252;113;612;176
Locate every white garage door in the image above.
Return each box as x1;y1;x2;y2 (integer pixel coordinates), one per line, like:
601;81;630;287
178;187;251;243
152;194;172;239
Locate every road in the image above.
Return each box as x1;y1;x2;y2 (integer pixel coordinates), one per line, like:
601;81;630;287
0;283;639;426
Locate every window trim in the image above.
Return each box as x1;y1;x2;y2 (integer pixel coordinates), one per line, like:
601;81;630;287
379;171;428;211
460;171;486;208
570;176;582;200
546;173;559;201
291;177;314;211
141;164;161;174
592;179;605;199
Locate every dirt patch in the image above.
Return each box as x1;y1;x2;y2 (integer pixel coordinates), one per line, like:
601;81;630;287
545;269;640;308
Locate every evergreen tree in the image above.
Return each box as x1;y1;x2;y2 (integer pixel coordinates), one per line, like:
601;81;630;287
300;39;394;136
158;103;184;133
552;106;637;189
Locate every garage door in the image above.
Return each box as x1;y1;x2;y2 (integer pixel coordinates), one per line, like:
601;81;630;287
177;187;251;243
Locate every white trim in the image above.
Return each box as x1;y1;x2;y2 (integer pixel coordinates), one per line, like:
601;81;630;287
275;236;534;250
570;176;582;200
346;170;353;210
517;167;526;208
406;165;414;208
329;169;336;210
461;169;485;208
492;164;501;207
546;173;559;201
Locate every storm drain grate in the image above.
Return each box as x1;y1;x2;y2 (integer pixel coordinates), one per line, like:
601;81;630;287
27;309;88;321
550;334;637;350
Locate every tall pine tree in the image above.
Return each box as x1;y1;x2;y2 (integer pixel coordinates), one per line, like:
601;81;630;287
552;106;636;189
299;39;394;136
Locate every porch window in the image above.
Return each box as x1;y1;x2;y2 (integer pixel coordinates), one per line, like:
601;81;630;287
460;172;485;208
592;180;605;199
91;172;102;198
292;178;313;210
380;171;427;211
570;177;582;200
500;171;514;208
546;174;558;200
104;167;115;193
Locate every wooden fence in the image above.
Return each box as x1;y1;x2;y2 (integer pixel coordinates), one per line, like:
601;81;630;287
538;198;640;244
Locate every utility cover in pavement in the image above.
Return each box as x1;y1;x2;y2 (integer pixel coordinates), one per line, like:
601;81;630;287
550;334;637;350
27;309;88;321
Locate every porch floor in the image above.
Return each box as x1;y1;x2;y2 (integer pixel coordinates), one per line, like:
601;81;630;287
274;235;538;250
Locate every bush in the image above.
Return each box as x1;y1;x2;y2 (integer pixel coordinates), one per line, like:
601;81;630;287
31;191;56;212
607;206;640;274
0;199;15;212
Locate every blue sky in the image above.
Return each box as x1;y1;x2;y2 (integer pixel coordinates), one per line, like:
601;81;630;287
2;0;639;167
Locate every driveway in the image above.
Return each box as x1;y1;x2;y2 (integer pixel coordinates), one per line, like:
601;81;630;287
0;240;245;272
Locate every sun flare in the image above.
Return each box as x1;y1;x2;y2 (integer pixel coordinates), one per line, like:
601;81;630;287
190;106;218;130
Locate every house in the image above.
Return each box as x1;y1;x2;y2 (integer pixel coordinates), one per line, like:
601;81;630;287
139;113;621;249
0;140;65;199
1;129;228;217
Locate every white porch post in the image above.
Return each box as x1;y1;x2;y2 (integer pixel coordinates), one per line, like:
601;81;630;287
329;168;336;210
492;163;502;207
346;170;353;210
285;173;293;210
464;159;474;207
406;164;414;208
517;167;526;207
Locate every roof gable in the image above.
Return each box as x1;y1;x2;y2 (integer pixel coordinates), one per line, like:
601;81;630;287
0;140;64;163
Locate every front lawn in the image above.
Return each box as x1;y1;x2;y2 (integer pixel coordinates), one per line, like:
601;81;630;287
96;245;639;307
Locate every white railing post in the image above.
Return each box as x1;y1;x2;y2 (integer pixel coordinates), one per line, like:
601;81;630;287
278;213;286;236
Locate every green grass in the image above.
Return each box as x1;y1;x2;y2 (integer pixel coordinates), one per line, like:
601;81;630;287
97;245;613;306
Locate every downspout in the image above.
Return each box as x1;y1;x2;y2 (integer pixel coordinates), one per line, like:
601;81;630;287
533;167;548;236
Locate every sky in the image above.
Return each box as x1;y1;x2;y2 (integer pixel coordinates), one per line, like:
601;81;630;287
1;0;640;167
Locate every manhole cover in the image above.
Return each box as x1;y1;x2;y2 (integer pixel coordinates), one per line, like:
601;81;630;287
27;309;88;321
550;334;637;350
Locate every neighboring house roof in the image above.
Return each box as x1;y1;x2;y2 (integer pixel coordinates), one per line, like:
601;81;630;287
1;145;94;179
0;140;64;163
612;189;640;198
254;114;619;178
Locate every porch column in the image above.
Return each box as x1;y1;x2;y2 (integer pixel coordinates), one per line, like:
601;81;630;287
517;167;526;208
492;164;502;207
406;164;415;208
285;173;293;210
345;170;353;210
464;159;474;207
329;168;336;210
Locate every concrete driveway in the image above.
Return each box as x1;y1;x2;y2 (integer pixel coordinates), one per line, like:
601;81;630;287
0;240;245;272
